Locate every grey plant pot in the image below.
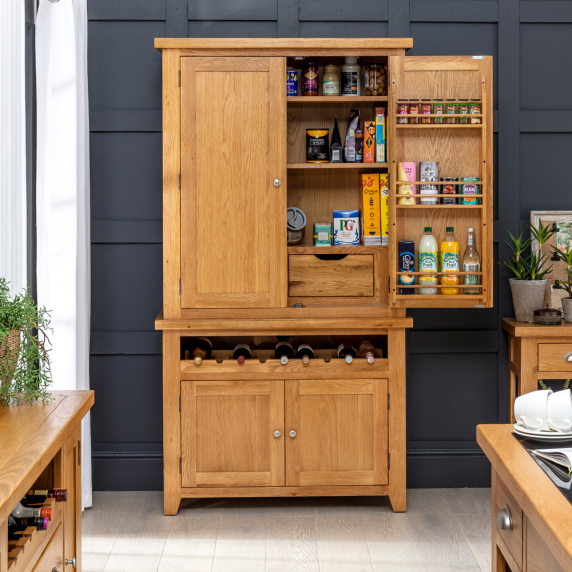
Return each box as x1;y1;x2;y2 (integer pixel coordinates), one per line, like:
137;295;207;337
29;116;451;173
562;298;572;323
509;278;548;323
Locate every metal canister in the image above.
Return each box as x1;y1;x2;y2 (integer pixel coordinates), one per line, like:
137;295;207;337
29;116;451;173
421;99;432;124
441;177;458;205
399;240;416;295
306;129;329;163
419;161;439;205
445;99;457;124
461;177;480;205
397;100;409;124
433;99;444;124
409;100;420;124
458;99;470;124
470;100;482;124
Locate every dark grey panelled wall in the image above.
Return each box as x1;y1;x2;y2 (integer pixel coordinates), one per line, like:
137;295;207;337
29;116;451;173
87;0;570;490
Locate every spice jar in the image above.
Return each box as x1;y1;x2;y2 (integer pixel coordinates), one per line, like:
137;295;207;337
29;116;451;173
458;99;470;124
322;64;340;96
409;100;420;124
302;61;318;96
433;99;444;124
364;63;386;96
446;99;457;124
397;100;409;124
421;99;432;124
470;100;482;124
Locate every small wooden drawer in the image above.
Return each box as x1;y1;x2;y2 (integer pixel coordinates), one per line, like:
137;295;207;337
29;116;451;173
288;254;374;297
494;472;523;571
538;344;572;372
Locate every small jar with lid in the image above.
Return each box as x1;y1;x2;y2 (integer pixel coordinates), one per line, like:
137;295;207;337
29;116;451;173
397;100;409;124
421;99;432;124
408;100;420;124
322;64;340;96
534;305;563;325
364;63;386;96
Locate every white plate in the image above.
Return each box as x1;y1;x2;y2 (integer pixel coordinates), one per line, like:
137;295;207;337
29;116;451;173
513;423;572;437
514;427;572;442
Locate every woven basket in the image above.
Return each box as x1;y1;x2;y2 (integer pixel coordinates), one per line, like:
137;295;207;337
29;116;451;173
0;329;21;388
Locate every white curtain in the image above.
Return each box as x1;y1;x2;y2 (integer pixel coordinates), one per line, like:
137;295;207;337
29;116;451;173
0;0;27;296
36;0;92;509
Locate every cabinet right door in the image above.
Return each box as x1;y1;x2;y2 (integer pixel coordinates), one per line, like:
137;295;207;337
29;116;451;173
285;379;388;487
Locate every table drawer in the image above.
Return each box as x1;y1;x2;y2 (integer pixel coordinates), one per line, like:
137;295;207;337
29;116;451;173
288;254;374;297
494;472;523;571
538;344;572;372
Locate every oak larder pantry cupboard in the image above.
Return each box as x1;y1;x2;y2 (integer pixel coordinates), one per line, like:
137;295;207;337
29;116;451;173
154;38;494;515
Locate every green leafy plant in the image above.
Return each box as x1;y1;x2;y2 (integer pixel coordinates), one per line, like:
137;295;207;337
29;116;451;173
552;244;572;299
501;229;553;280
529;219;557;260
0;278;52;404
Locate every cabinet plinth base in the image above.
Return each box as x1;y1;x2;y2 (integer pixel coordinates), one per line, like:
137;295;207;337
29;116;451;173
181;485;389;499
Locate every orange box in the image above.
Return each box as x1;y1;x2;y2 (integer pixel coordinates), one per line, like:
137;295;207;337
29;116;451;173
364;121;375;163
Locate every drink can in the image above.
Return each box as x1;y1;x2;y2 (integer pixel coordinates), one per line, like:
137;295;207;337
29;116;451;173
441;177;458;205
446;99;457;124
433;99;444;124
397;100;408;124
458;100;469;124
421;99;432;124
399;240;416;295
419;161;439;205
286;70;298;96
461;177;479;205
470;100;482;124
409;100;419;124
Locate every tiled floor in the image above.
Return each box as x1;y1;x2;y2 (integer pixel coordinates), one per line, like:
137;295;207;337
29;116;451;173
83;489;491;572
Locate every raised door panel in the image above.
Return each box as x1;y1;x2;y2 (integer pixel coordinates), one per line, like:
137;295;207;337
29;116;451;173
180;56;287;309
285;379;388;486
181;380;285;487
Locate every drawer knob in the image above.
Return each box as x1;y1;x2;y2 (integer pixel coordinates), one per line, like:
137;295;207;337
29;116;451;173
289;430;297;438
273;179;281;187
65;557;77;568
563;352;572;362
496;505;513;531
273;431;281;438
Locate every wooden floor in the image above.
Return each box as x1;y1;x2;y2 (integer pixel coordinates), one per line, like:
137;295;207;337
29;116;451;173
83;489;491;572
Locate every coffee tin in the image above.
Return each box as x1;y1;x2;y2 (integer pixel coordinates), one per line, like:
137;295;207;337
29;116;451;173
333;210;359;245
419;161;439;205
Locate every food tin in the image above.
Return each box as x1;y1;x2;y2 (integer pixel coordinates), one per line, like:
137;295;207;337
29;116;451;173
461;177;480;205
445;99;457;124
397;100;408;124
399;240;416;295
306;129;329;163
313;223;333;247
419;161;439;205
441;177;458;205
421;99;432;124
408;100;419;124
286;69;298;96
458;99;469;124
470;100;482;124
433;99;444;124
333;210;359;245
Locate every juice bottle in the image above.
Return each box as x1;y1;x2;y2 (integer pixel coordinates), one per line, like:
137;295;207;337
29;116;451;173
440;227;460;295
418;227;438;295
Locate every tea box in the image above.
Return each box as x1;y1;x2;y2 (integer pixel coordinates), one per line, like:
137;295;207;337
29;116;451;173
313;223;332;247
333;210;359;245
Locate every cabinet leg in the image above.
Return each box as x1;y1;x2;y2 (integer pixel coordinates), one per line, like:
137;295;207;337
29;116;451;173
164;489;181;516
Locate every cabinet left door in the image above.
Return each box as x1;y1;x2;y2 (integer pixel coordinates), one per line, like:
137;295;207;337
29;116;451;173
181;380;285;487
180;57;287;309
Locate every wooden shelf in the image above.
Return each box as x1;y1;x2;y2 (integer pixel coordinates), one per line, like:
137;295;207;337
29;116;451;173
395;294;484;299
396;124;483;129
288;96;388;103
288;245;386;255
288;163;388;169
395;182;484;186
396;204;483;209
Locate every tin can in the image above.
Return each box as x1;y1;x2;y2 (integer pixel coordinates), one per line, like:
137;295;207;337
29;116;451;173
306;129;329;163
397;100;408;124
313;223;332;247
409;100;419;124
419;162;439;205
333;210;359;245
458;99;470;124
461;177;480;205
421;99;432;124
399;240;416;295
470;100;482;124
286;69;298;96
446;100;457;124
441;177;458;205
433;99;444;124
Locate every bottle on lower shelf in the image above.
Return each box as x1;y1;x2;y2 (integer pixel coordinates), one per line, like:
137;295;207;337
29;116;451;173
233;343;251;364
192;337;212;365
337;343;357;364
297;344;314;364
275;341;294;365
357;341;377;363
8;515;48;539
12;502;52;521
21;489;67;505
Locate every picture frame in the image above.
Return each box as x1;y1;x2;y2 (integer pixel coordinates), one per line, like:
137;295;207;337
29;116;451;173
530;210;572;310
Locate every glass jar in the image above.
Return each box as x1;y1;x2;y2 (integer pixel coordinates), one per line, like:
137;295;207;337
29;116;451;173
364;63;387;96
409;100;420;124
433;99;444;124
322;64;340;96
302;61;319;96
397;100;409;124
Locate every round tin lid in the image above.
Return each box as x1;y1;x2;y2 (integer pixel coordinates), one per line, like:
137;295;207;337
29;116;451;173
534;306;562;317
287;207;306;231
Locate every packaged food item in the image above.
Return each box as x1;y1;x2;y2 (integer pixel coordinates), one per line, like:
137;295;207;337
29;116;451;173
461;177;480;204
419;227;438;295
397;162;417;205
360;174;381;246
399;240;416;295
343;109;360;163
355;129;363;163
458;99;470;124
397;100;409;124
302;61;318;96
446;99;457;124
330;117;343;163
306;129;329;163
380;174;389;245
364;63;386;96
313;222;332;247
323;63;340;96
433;99;444;124
286;68;298;96
333;210;359;245
375;107;386;163
341;57;361;96
440;227;460;295
364;121;375;163
441;177;458;205
408;100;420;124
419;161;439;205
421;99;432;124
470;100;482;124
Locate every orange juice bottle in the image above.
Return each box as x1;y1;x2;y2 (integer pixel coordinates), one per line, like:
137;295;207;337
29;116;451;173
440;227;460;295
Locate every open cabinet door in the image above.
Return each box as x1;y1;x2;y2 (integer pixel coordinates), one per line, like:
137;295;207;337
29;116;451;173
388;56;493;309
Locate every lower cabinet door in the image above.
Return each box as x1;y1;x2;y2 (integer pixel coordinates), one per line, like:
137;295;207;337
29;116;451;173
181;380;285;487
285;379;388;487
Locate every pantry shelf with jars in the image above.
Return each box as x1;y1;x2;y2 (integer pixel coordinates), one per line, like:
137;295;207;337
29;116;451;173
153;38;493;517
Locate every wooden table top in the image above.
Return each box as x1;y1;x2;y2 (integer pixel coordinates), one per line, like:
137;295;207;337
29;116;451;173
502;317;572;337
0;391;94;523
477;424;572;570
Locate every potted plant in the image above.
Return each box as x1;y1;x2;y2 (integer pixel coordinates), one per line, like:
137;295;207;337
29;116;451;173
502;222;556;322
0;278;52;404
552;245;572;323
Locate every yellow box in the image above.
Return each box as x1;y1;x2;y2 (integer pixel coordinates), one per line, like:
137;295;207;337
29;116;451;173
360;174;381;241
380;174;389;239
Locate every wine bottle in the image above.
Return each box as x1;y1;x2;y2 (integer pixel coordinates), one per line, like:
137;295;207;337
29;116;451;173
275;341;294;365
21;489;67;505
192;337;212;365
337;343;357;364
233;343;251;364
12;502;52;521
8;515;48;539
357;341;377;364
297;344;314;365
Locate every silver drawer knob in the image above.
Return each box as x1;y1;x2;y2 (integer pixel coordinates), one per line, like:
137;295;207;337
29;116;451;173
273;431;281;438
273;179;281;187
496;505;512;531
289;430;297;438
563;352;572;362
